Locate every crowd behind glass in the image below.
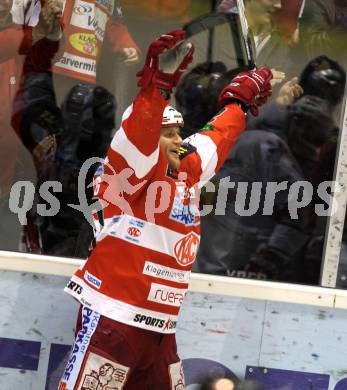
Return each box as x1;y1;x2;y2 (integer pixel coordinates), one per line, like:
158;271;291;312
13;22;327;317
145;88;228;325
0;0;347;287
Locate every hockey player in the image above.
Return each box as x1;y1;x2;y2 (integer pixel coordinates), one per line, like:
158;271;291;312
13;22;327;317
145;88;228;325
0;0;63;250
53;0;139;88
59;30;272;389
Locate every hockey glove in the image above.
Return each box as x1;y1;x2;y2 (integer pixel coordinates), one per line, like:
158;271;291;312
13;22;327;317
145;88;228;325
137;30;194;92
218;67;273;116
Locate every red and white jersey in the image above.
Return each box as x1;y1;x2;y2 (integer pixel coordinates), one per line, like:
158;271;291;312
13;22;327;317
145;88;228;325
53;0;138;83
65;85;246;333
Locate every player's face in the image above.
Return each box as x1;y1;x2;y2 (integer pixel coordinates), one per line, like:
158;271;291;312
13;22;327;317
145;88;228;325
160;126;183;171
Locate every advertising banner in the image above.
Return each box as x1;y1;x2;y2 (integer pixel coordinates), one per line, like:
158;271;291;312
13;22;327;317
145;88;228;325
0;270;347;389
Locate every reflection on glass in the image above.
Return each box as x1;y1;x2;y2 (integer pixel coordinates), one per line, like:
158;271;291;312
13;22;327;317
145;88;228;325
193;0;347;287
0;0;346;291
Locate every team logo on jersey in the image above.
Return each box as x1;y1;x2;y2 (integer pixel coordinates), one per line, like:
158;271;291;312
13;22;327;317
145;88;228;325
174;232;200;266
124;219;145;243
127;227;141;237
69;33;98;56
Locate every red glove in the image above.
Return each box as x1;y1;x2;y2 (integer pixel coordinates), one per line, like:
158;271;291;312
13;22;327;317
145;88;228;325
218;67;273;116
137;30;194;92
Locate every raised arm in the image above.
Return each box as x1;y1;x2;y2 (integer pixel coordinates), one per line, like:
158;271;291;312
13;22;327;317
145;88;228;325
93;30;193;217
105;0;139;63
179;67;273;187
106;30;193;179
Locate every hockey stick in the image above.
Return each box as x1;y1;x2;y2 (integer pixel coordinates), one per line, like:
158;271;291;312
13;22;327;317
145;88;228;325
235;0;256;68
182;4;256;68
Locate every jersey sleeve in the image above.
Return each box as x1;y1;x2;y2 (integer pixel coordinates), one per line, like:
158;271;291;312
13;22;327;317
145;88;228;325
108;85;167;175
106;20;139;53
105;2;139;53
179;103;246;188
93;85;168;215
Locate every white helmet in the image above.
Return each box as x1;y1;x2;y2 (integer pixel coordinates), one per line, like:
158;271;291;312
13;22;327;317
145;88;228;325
162;106;184;128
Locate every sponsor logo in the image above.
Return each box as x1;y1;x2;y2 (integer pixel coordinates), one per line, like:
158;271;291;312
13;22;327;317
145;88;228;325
87;12;107;41
77;352;129;390
169;361;185;390
143;261;190;284
56;52;96;76
84;271;102;289
147;283;187;307
67;280;83;295
69;33;98;56
70;5;107;40
63;308;100;382
169;197;199;226
133;314;177;330
174;232;200;266
74;3;92;15
163;318;177;331
127;227;141;237
70;0;95;29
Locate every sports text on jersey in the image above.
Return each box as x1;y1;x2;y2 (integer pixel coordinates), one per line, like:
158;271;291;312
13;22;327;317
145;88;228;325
67;280;83;295
133;314;177;330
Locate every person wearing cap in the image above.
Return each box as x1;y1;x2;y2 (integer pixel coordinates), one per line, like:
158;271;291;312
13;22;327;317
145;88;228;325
59;30;272;389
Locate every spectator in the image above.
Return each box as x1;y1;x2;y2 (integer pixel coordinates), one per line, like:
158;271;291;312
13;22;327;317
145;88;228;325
42;84;116;257
298;0;347;65
9;0;137;255
194;95;336;282
0;0;62;251
200;375;263;390
52;0;139;103
298;54;346;114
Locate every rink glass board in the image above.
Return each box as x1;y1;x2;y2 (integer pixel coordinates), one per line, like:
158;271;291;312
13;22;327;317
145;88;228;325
0;1;347;292
1;270;347;389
